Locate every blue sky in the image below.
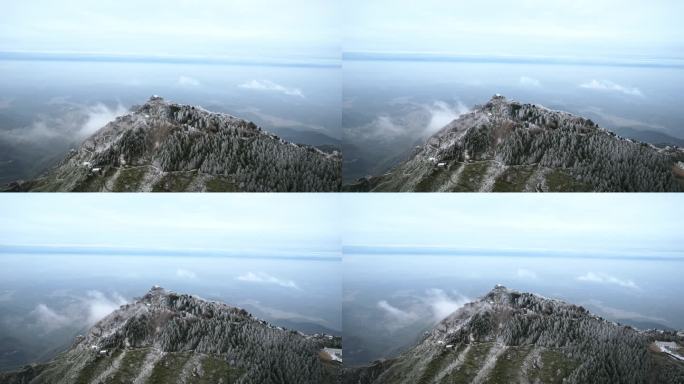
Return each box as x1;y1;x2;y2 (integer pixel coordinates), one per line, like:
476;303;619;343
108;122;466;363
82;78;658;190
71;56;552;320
0;194;340;256
342;194;682;256
344;0;684;59
0;0;339;60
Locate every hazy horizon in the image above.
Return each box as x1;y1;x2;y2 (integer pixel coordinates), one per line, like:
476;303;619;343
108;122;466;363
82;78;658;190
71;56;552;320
0;195;341;370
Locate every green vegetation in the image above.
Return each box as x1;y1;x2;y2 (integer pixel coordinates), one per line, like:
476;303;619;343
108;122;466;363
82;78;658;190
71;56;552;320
486;345;534;383
446;343;493;382
205;176;238;192
112;167;147;191
417;345;465;384
151;172;196;192
491;165;536;191
530;349;579;383
545;169;592;192
449;161;490;191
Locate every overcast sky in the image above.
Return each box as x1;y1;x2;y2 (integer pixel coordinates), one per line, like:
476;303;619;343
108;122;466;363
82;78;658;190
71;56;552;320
344;0;684;58
342;194;682;256
0;0;339;59
0;194;340;255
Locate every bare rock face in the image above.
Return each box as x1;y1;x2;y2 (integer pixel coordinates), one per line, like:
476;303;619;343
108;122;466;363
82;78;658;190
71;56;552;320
6;96;341;192
0;286;341;384
346;95;684;192
345;285;684;384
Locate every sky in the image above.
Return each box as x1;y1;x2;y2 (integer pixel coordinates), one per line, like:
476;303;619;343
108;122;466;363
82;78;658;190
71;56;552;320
0;194;340;256
0;0;340;60
344;0;684;59
342;194;683;256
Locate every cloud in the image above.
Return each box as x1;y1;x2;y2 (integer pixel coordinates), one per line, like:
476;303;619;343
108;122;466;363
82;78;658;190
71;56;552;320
519;76;541;87
79;103;129;136
176;268;197;279
425;101;469;135
516;268;538;279
377;300;419;323
423;288;469;322
238;80;304;98
83;291;128;325
30;304;71;332
347;99;469;142
577;272;639;289
237;272;300;289
579;80;643;97
29;291;127;333
0;99;131;143
177;75;201;87
377;289;470;330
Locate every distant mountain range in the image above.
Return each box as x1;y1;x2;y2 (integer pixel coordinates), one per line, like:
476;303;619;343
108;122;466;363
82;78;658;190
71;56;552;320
345;95;684;192
0;286;341;384
345;285;684;384
3;96;341;192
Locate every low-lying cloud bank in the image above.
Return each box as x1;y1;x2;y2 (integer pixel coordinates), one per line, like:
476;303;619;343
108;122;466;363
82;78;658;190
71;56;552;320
0;101;128;144
577;272;639;289
580;79;643;97
238;79;304;98
347;99;469;143
30;290;128;333
377;289;470;330
237;271;300;290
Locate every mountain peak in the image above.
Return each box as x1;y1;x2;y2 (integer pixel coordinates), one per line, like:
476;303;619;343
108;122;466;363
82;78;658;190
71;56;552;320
6;97;341;192
346;96;684;192
2;288;341;383
346;287;684;384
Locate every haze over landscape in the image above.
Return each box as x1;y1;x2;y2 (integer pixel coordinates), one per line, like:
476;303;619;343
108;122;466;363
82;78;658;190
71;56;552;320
342;0;684;182
342;194;683;365
0;0;341;184
0;194;341;371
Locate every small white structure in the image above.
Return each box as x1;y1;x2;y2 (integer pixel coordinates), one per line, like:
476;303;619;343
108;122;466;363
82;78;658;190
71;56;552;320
91;167;102;174
446;344;454;349
655;341;684;361
323;348;342;363
99;350;107;355
437;162;447;168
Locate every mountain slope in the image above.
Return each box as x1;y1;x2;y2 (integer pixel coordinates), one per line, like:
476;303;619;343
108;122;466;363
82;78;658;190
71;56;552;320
4;96;341;192
345;95;684;192
0;287;341;384
345;285;684;384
